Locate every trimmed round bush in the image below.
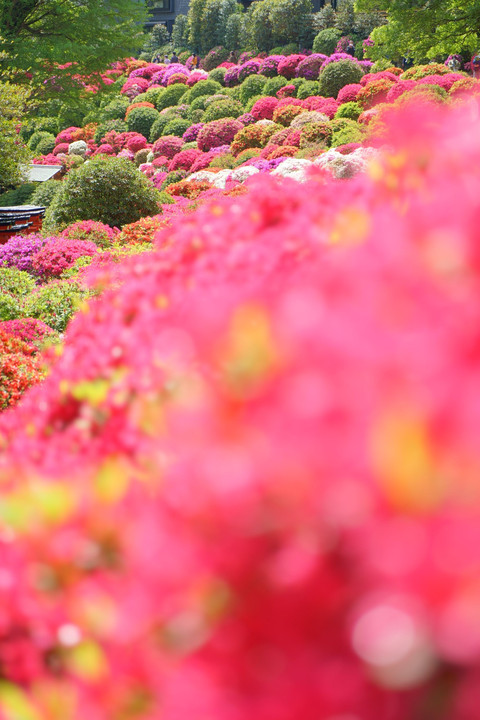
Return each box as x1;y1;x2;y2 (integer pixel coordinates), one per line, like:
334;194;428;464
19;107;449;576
297;81;321;99
209;67;227;85
151;135;184;159
202;99;243;123
263;76;289;96
126;106;160;137
101;96;130;121
313;28;342;55
319;60;364;99
330;124;364;148
43;156;162;230
296;55;328;81
163;118;191;137
188;79;223;101
32;238;98;280
277;55;305;80
21;280;89;333
335;101;362;120
28;131;55;152
35;135;56;156
60;220;118;248
337;83;363;103
250;97;279;121
240;74;268;105
155;84;188;111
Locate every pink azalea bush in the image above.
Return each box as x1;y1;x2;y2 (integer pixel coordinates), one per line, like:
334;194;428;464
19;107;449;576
32;238;98;279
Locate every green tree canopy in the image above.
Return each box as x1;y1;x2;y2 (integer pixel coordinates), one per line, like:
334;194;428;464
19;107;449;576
0;0;146;94
0;81;31;191
356;0;480;61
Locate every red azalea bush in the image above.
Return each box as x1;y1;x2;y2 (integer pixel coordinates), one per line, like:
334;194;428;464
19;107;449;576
277;54;306;79
197;118;243;152
360;71;399;86
168;148;204;172
0;318;57;350
386;80;417;103
32;238;98;279
251;97;279;121
337;83;363;103
125;102;155;117
276;84;296;99
167;73;189;86
125;134;148;152
152;135;184;159
303;96;339;118
165;179;213;199
116;215;169;245
53;143;69;155
4;99;480;720
0;329;45;409
230;122;280;154
60;220;119;249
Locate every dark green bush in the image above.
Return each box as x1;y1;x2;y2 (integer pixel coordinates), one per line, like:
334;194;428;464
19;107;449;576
34;117;59;135
318;59;364;99
163;118;191;137
0;183;37;207
30;180;62;209
94;119;128;145
297;81;321;99
43;156;162;230
28;131;55;152
188;108;204;124
101;96;130;121
299;121;333;148
209;67;227;85
263;76;289;96
35;135;57;156
126;106;160;137
240;74;267;104
313;28;342;55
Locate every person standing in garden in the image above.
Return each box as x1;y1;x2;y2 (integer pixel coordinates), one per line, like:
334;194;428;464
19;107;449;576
472;54;480;79
171;51;179;63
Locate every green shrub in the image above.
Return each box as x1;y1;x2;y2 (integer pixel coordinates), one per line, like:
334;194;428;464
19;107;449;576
202;98;243;122
0;292;21;321
21;280;89;333
188;79;223;101
297;81;321;99
240;74;267;104
144;87;165;106
190;95;211;112
161;170;188;189
126;106;160;137
263;76;289;96
34;117;59;135
189;109;204;124
43;156;162;231
149;110;184;142
28;131;54;152
225;85;243;102
330;124;364;147
155;84;188;111
0;183;37;207
163;118;191;137
335;101;362;120
134;148;150;166
35;135;57;156
312;28;342;55
210;152;235;169
94;119;127;145
30;180;62;208
0;267;36;296
209;67;227;85
101;96;130;121
318;59;364;98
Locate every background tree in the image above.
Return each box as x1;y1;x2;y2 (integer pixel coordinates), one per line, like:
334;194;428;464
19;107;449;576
0;0;146;95
171;14;189;52
225;12;247;51
356;0;479;61
0;81;31;192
